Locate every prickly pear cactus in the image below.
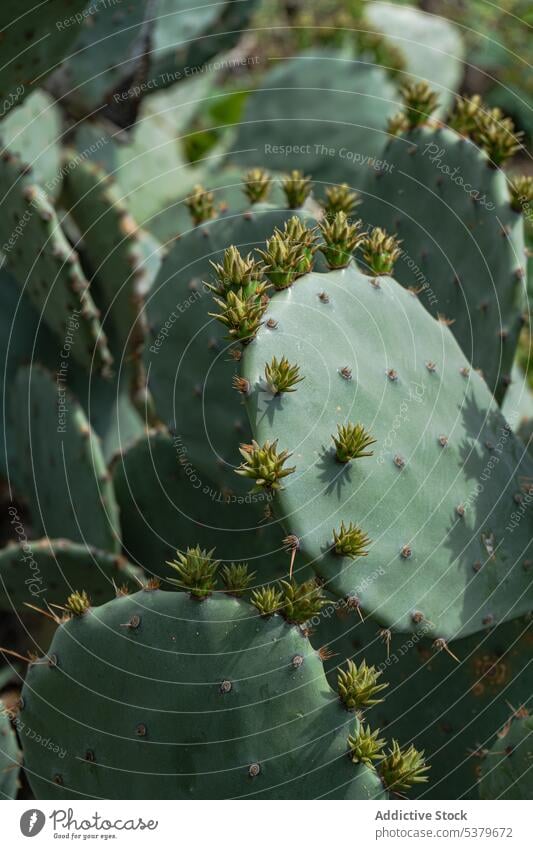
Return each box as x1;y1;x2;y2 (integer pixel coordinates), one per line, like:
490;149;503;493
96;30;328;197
111;428;289;582
61;152;162;358
46;0;155;120
20;584;390;799
316;603;532;799
0;1;86;107
361;93;527;403
479;712;533;800
366;2;464;113
230;52;397;185
0;538;143;612
0;90;61;193
0;701;20;799
238;260;533;640
150;0;261;95
11;365;120;552
0;148;112;375
143;195;319;578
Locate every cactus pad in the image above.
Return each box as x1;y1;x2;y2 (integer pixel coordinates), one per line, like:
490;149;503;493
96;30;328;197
240;265;533;640
0;150;112;375
0;701;20;799
0;1;86;106
317;604;532;799
361;124;526;402
12;365;120;552
111;428;287;582
480;712;533;800
0;538;143;612
21;588;388;799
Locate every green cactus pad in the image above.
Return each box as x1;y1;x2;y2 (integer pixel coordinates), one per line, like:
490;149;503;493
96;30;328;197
12;365;120;553
316;603;532;799
149;0;261;94
0;538;143;612
145;205;315;487
0;266;58;480
111;429;288;583
366;3;464;114
361;125;526;402
0;91;61;194
46;0;153;119
20;589;387;800
501;363;533;432
0;701;20;799
480;713;533;799
70;75;214;226
0;150;112;375
62;153;162;358
230;52;397;186
240;265;533;640
0;1;86;106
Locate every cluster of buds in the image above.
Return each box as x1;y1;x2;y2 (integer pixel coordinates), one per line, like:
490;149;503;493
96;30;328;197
236;439;295;491
282;169;313;208
243;168;272;204
379;740;430;792
323;183;360;218
185;184;216;226
208;246;269;343
264;355;304;394
208;246;265;296
362;227;402;276
279;216;319;275
333;521;371;559
337;659;388;710
319;211;366;269
400;81;439;128
167;546;219;599
333;422;376;462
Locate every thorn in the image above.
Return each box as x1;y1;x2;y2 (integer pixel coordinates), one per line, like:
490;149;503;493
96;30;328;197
0;648;32;664
433;638;460;663
283;534;300;579
23;603;59;623
378;628;391;659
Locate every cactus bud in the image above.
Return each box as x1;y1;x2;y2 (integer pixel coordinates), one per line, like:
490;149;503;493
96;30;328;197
209;288;267;343
387;111;409;137
323;183;360;218
220;563;256;595
278;578;326;623
333;521;371;559
208;246;265;295
400;81;439;128
319;212;366;269
448;94;484;137
282;170;312;208
362;227;402;276
508;175;533;213
379;740;429;792
279;216;319;275
185;184;215;226
348;723;386;766
264;355;304;394
258;232;306;289
243;168;272;204
472;109;523;166
250;585;283;616
166;546;219;598
333;423;376;462
236;439;295;491
337;659;388;710
66;590;91;616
